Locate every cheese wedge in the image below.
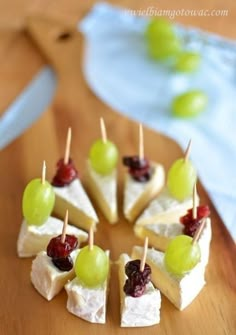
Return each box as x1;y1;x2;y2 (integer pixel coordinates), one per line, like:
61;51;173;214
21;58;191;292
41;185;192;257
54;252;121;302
132;246;206;311
31;250;78;301
119;253;161;327
124;162;165;222
86;160;118;223
53;178;98;231
134;218;211;266
65;250;110;324
136;187;198;226
17;216;88;258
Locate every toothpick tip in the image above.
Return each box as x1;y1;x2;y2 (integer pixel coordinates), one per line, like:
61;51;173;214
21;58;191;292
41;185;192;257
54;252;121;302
184;139;192;161
192;182;198;219
41;160;46;184
139;123;144;160
64;127;72;165
140;236;149;272
61;209;69;243
100;117;107;143
89;226;94;251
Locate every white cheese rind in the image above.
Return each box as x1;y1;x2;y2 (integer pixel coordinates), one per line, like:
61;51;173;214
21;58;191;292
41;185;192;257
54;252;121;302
65;251;110;324
31;250;78;301
17;216;88;258
86;160;118;223
53;178;98;231
123;162;165;222
134;218;212;266
132;246;206;311
136;187;198;226
119;253;161;327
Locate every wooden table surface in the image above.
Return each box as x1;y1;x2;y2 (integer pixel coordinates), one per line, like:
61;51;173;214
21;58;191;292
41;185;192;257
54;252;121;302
0;1;236;334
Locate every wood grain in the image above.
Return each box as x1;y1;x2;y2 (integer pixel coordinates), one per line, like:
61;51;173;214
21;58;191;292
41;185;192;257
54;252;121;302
0;1;236;335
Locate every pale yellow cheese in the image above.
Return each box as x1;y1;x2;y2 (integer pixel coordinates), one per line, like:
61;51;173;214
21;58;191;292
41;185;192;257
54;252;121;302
53;178;98;231
17;216;88;258
86;160;118;223
136;187;198;226
124;162;165;222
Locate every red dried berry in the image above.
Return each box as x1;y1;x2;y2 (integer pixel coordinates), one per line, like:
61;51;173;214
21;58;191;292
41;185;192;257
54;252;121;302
124;279;146;297
52;158;78;187
180;205;210;237
123;260;151;297
52;255;73;272
123;156;152;182
183;219;201;237
47;234;78;258
123;156;149;169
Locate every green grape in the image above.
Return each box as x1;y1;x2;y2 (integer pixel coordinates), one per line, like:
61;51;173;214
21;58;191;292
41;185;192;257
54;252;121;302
89;139;118;175
172;90;208;118
175;51;201;73
22;178;55;226
146;18;182;61
146;18;175;40
148;35;182;60
164;235;201;276
75;245;109;288
167;158;197;201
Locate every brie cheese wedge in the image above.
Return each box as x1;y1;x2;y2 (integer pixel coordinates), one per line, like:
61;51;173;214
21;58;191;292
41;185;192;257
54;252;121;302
136;187;198;226
86;160;118;223
31;250;78;301
17;216;88;258
134;218;211;266
132;246;206;311
124;162;165;222
119;253;161;327
53;178;98;231
65;251;110;324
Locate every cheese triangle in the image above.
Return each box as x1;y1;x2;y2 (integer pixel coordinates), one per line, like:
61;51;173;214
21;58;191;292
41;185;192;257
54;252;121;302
53;178;98;231
17;216;88;258
86;161;118;223
119;253;161;327
134;218;211;266
132;246;206;311
123;162;165;222
136;187;197;226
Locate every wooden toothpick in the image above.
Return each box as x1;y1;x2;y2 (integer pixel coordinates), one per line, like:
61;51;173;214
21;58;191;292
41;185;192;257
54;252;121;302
61;210;68;244
41;160;46;185
139;123;144;160
89;226;94;251
100;117;107;143
192;218;206;245
64;127;72;165
140;237;149;272
192;182;197;220
184;139;192;162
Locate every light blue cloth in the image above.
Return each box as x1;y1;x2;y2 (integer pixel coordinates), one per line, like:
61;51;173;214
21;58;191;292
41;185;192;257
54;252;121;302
79;3;236;239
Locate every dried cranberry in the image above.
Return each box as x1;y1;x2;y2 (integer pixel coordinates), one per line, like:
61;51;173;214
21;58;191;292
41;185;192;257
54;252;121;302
124;279;145;297
129;167;152;182
180;205;210;237
125;259;140;277
123;155;152;182
123;156;149;169
52;255;73;272
47;234;78;258
123;260;151;297
52;158;78;187
125;260;150;280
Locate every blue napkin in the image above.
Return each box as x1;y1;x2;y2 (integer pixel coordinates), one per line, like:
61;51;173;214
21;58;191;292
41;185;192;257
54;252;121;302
79;3;236;239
